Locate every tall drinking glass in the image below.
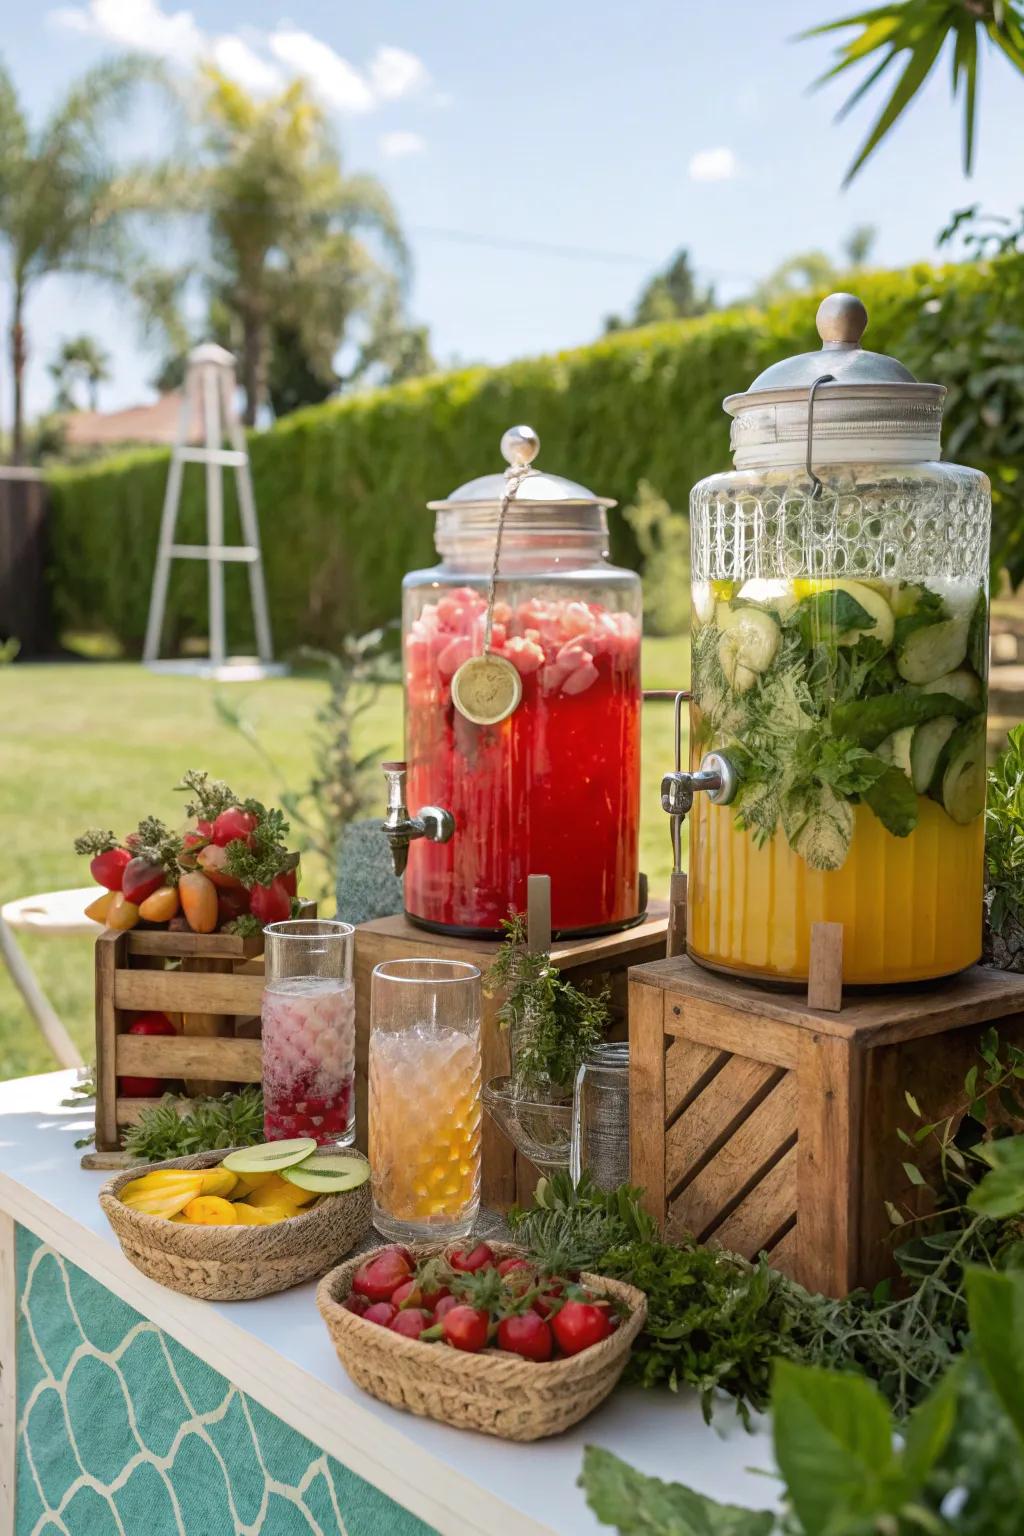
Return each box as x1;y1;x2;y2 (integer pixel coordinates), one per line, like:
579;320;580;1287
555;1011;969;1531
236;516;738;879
369;959;482;1242
262;919;356;1146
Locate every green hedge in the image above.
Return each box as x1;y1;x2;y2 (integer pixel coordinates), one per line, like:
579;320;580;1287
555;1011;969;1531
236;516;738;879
46;262;998;653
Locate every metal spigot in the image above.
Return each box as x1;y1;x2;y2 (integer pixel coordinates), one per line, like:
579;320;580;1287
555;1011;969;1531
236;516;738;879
648;691;737;876
382;761;455;877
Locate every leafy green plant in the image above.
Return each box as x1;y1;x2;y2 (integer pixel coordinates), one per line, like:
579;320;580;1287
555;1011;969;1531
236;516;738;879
622;481;690;637
801;1;1024;184
984;722;1024;967
580;1269;1024;1536
122;1085;265;1162
486;913;609;1097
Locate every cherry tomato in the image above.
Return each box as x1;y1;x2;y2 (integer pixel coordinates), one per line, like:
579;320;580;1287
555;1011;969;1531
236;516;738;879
391;1279;422;1309
389;1308;433;1340
138;885;179;924
352;1248;413;1303
362;1302;398;1327
249;877;291;926
441;1305;490;1353
121;857;164;906
211;807;258;847
119;1013;176;1097
197;843;244;889
433;1295;460;1322
497;1313;553;1362
84;890;115;925
448;1242;495;1274
497;1257;534;1280
216;887;250;927
178;870;218;934
532;1281;565;1320
342;1293;369;1316
105;892;140;931
551;1299;615;1356
90;847;130;891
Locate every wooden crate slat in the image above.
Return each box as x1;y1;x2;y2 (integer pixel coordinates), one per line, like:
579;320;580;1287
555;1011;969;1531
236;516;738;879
687;1143;797;1259
665;996;798;1068
127;930;263;959
114;969;265;1015
628;978;667;1227
669;1073;797;1242
766;1221;798;1280
94;931;126;1152
665;1053;784;1197
117;1034;262;1081
664;1037;727;1124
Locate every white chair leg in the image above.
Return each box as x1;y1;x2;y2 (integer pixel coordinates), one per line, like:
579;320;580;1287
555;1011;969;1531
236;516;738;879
0;917;84;1070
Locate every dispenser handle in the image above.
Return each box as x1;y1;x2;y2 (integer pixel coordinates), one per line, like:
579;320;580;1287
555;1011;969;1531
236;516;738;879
382;761;408;817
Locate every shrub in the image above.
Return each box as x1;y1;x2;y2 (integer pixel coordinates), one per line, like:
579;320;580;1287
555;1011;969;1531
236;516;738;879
46;261;1009;653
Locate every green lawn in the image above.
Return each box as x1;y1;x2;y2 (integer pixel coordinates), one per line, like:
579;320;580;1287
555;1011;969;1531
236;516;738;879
0;637;689;1081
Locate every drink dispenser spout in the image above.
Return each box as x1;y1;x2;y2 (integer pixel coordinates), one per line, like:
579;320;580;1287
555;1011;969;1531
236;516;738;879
648;691;737;877
381;761;455;877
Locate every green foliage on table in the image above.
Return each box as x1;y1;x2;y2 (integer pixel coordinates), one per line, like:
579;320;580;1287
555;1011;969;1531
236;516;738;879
580;1270;1024;1535
122;1085;265;1162
44;260;1011;655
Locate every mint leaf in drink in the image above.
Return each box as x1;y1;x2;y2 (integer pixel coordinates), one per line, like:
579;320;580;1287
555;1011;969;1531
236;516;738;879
797;588;875;649
832;691;973;749
864;763;919;838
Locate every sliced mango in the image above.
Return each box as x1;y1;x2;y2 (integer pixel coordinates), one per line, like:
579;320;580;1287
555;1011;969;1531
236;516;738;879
246;1176;313;1209
181;1196;237;1225
231;1203;278;1226
120;1173;203;1218
197;1168;238;1199
229;1169;277;1197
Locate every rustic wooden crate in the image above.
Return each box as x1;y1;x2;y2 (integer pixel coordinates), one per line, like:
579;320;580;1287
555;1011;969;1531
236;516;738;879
629;953;1024;1296
355;909;669;1211
95;927;268;1151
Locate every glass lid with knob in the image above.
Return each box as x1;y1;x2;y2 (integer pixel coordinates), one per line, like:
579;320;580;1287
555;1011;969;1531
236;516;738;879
663;292;992;987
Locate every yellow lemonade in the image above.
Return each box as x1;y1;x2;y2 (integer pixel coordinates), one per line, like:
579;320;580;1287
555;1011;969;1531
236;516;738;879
368;1023;481;1229
688;795;984;983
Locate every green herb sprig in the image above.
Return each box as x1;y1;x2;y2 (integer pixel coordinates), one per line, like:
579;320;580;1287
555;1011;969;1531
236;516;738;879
122;1086;265;1162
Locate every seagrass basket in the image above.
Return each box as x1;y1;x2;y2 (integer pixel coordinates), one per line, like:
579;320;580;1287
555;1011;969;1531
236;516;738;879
317;1241;646;1441
100;1149;371;1301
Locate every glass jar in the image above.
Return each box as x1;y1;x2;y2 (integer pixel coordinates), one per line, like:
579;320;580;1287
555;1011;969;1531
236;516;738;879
400;426;643;937
683;294;991;985
570;1041;630;1191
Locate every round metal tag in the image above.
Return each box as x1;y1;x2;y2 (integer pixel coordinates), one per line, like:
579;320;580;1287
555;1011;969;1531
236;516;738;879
451;654;522;725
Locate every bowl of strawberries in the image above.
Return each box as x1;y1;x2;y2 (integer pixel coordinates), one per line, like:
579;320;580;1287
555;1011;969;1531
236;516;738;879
316;1238;646;1441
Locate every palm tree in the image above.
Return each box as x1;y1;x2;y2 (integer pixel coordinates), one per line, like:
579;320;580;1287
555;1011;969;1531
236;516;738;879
0;57;160;462
49;334;112;412
802;1;1024;183
170;70;410;426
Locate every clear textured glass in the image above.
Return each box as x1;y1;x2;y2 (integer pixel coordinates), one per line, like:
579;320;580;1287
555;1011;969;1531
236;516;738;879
570;1042;630;1191
688;461;991;984
261;920;355;1146
369;958;482;1242
402;525;642;936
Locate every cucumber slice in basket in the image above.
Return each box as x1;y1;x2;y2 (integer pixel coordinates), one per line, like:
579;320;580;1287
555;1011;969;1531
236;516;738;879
941;720;987;825
896;618;970;684
911;716;958;795
222;1138;317;1175
281;1152;370;1194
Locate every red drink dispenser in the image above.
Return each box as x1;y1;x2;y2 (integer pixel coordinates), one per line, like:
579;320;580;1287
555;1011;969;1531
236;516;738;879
383;425;643;937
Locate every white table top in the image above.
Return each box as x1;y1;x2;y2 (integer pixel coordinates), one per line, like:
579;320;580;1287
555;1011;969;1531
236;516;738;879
0;1071;779;1536
0;887;98;935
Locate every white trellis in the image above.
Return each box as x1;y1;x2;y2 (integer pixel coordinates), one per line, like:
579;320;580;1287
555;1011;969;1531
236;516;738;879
143;342;278;677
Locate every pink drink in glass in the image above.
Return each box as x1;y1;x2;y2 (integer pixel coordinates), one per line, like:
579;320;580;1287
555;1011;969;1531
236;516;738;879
261;976;356;1145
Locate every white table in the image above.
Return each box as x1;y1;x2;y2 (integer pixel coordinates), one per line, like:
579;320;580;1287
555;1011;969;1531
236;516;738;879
0;888;94;1069
0;1071;779;1536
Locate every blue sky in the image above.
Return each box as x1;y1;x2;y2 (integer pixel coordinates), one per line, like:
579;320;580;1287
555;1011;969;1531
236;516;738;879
3;0;1024;423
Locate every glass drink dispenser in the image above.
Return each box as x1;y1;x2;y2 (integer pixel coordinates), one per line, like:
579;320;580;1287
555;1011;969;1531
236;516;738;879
384;426;643;937
665;293;991;984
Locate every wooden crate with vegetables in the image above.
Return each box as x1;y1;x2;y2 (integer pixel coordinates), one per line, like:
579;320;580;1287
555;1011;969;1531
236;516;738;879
78;770;309;1152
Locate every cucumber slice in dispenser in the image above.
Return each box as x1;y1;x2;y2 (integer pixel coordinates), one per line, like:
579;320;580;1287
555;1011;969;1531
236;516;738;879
941;720;987;825
910;716;958;794
716;606;780;693
896;618;970;685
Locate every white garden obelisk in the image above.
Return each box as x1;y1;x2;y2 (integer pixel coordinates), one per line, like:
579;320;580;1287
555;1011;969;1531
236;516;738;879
143;342;276;676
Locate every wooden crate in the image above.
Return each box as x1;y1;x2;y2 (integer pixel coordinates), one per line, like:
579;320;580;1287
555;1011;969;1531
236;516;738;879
94;927;268;1151
355;909;669;1211
629;954;1024;1296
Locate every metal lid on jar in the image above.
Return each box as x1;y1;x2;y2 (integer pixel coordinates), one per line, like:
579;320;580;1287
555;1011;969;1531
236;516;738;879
427;425;616;517
724;293;946;470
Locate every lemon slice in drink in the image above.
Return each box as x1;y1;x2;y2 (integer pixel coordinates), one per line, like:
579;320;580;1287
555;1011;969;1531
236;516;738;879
451;654;522;725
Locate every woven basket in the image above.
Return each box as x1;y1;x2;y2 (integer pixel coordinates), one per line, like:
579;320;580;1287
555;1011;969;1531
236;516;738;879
100;1149;371;1301
317;1241;646;1441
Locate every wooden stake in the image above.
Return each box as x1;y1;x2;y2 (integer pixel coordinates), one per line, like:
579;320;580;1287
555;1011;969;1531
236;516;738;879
667;871;687;958
807;922;844;1013
527;875;552;954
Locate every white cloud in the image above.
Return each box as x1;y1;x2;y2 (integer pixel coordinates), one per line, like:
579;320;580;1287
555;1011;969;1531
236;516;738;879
268;29;375;112
379;130;426;158
688;147;738;183
49;0;202;62
49;0;435;114
369;46;427;101
211;35;282;95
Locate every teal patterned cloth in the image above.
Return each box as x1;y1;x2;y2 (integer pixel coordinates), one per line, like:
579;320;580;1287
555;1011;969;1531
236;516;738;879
15;1225;437;1536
